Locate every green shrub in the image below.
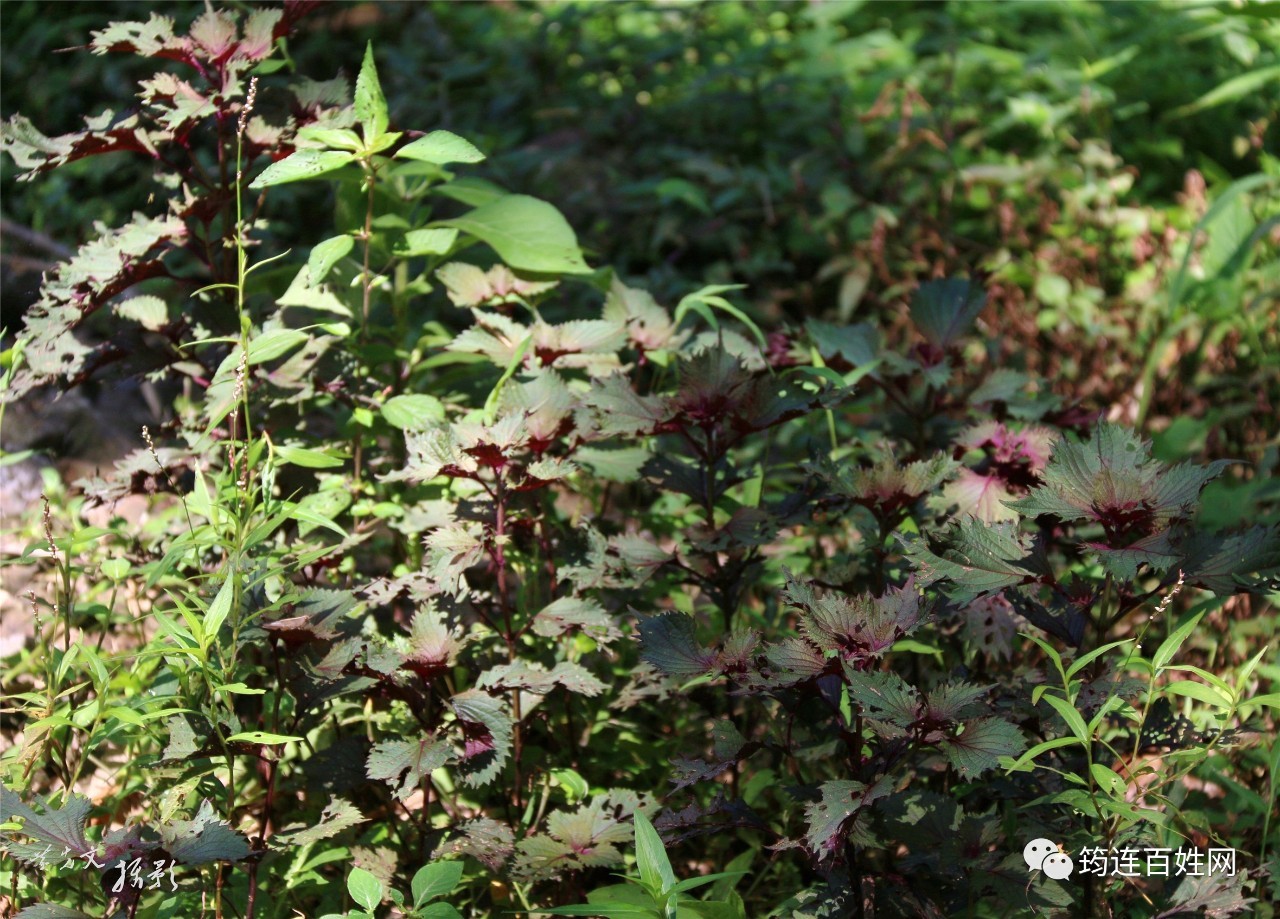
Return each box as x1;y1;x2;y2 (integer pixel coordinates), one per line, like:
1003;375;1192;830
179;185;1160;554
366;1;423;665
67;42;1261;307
1;6;1276;919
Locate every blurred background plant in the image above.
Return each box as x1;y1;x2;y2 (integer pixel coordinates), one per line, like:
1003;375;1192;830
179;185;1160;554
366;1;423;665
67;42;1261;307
5;0;1277;463
1;3;1277;919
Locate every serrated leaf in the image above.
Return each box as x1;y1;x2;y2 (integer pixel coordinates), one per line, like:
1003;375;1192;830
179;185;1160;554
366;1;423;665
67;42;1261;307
532;597;622;645
161;800;250;865
432;817;514;869
1180;526;1280;594
276;797;367;847
0;787;91;863
844;670;920;730
935;470;1019;523
938;717;1026;778
803;777;891;860
449;690;512;787
397;130;485;165
764;638;829;686
903;519;1040;602
477;660;606;697
367;735;452;801
786;575;927;663
638;614;717;679
514;794;637;880
579;375;667;439
6;213;185;394
423;523;486;591
575;446;650;483
923;681;992;722
910;278;986;347
1156;870;1256;918
1008;425;1233;569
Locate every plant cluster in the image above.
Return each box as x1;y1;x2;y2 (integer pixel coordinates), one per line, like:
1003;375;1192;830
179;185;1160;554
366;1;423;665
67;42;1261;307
0;6;1277;919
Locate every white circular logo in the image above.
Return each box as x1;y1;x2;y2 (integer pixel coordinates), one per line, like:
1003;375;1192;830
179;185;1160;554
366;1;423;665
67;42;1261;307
1042;852;1074;880
1022;838;1058;872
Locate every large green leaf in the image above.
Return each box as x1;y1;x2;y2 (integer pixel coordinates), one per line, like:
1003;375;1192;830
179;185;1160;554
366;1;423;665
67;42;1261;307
634;809;675;896
397;130;485;165
249;149;355;188
347;866;383;913
412;861;463;906
433;195;591;274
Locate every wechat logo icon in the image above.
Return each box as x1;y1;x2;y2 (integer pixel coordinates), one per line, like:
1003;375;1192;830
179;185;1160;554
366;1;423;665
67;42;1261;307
1023;838;1074;881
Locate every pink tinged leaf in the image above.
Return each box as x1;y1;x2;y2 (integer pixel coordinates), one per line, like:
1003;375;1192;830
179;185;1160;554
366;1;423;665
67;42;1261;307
448;690;512;787
0;788;93;864
940;470;1019;523
432;817;515;870
938;717;1026;779
803;776;892;860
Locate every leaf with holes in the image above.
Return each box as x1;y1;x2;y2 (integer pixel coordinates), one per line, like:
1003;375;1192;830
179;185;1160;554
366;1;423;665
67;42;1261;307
367;736;452;801
160;800;250;865
804;777;891;860
274;797;367;847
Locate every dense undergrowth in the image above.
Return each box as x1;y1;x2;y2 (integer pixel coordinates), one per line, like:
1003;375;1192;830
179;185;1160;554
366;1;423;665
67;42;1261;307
0;4;1278;919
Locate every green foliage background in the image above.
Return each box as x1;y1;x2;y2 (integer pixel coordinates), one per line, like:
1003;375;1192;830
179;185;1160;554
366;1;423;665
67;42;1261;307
0;3;1277;919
